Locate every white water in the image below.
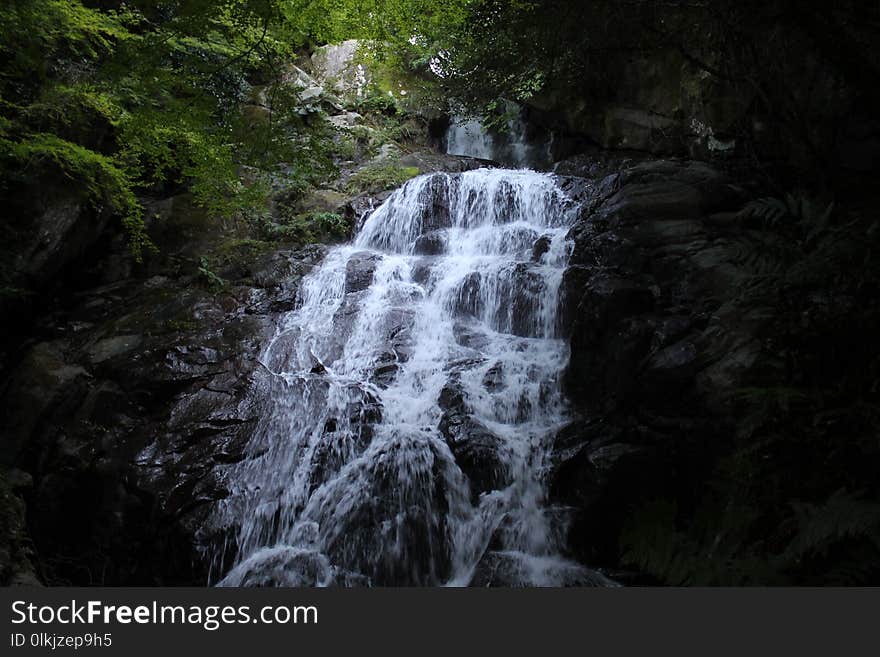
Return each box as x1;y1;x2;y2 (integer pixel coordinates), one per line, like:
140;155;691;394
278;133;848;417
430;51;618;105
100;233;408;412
214;168;608;586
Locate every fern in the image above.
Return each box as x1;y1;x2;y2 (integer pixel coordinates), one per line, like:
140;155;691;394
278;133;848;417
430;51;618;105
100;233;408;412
784;489;880;562
620;499;779;585
197;256;226;293
738;196;790;226
738;191;834;240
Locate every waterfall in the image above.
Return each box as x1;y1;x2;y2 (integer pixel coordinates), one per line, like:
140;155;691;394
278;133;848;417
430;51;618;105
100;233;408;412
445;114;548;169
213;168;609;587
446;118;495;161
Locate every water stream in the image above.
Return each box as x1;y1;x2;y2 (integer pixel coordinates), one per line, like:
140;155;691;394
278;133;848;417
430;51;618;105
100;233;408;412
214;168;607;586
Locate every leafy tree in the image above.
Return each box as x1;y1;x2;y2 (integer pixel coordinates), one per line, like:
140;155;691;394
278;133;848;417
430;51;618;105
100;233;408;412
0;0;331;259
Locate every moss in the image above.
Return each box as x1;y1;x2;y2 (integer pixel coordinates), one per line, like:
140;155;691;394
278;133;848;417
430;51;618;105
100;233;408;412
164;318;198;333
215;238;276;265
346;163;420;195
1;132;152;259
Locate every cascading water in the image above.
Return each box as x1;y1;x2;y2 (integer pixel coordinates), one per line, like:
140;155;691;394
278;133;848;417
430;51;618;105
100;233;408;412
213;168;610;587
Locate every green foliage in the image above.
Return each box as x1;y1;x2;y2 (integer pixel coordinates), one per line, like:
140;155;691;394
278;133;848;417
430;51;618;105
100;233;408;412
621;499;780;586
623;488;880;586
304;212;349;239
785;490;880;564
0;0;337;262
0;132;151;258
355;92;400;116
346;163;420;194
197;256;226;292
257;211;349;244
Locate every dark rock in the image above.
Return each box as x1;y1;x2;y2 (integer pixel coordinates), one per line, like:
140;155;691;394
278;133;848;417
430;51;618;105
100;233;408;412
0;230;327;584
344;251;380;293
413;231;446;255
547;420;667;566
641;338;699;387
437;382;511;498
313;434;454;585
531;235;552;262
482;362;505;392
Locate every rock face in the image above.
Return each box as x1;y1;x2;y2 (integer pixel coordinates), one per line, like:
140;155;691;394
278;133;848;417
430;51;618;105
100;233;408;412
522;48;750;161
0;243;327;585
307;40;370;103
545;157;796;566
562;159;758;408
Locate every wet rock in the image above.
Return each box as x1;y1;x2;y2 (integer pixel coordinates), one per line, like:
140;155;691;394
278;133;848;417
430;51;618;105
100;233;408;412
0;227;325;585
451;272;482;318
308;392;378;494
371;360;399;387
438;383;511;498
446;420;511;498
344;251;380;293
389;325;414;363
450;262;561;337
413;231;446;255
410;260;432;286
482;362;505;391
452;322;491;352
531;234;552;261
219;546;335;587
397;152;488;175
344;192;392;233
309;434;454;585
87;334;143;364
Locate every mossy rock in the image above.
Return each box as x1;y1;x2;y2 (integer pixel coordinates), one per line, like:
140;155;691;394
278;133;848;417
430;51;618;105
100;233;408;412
345;163;420;195
298;189;348;214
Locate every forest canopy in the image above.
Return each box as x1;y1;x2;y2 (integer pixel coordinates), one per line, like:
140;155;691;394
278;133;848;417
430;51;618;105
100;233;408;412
2;1;877;257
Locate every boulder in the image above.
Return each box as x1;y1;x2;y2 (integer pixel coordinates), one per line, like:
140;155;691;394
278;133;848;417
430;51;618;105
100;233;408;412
412;231;446;255
309;40;370;102
344;251;380;293
437;383;511;498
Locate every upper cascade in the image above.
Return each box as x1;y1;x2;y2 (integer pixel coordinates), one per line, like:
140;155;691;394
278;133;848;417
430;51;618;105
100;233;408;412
445;114;552;169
